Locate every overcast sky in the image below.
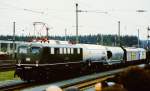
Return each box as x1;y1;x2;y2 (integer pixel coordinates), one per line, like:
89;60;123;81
0;0;150;39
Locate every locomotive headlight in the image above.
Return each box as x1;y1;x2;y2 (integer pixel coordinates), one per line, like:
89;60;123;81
26;58;31;62
17;60;21;66
35;60;39;67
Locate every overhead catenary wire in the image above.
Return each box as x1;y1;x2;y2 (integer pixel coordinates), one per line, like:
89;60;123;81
0;0;148;39
0;1;44;14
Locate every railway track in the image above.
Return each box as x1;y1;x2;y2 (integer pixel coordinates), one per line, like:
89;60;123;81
0;75;114;91
66;64;147;91
62;75;114;91
0;64;147;91
0;64;16;71
21;64;146;91
0;80;25;91
0;60;16;71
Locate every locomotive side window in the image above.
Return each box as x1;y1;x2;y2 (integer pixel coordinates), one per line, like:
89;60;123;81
77;48;80;54
64;48;66;54
19;46;28;54
71;48;74;54
59;48;63;54
67;48;70;54
51;47;54;54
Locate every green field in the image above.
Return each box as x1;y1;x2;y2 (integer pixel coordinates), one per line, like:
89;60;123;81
0;71;19;81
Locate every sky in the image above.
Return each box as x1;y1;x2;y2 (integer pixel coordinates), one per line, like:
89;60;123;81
0;0;150;39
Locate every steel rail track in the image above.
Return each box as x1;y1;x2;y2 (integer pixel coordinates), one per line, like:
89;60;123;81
61;64;146;90
0;64;147;91
0;82;40;91
22;64;147;91
67;75;114;90
0;80;25;91
0;80;43;91
0;64;16;71
0;68;120;91
62;75;114;91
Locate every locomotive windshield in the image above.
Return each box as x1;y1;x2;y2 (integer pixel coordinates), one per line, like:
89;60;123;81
19;46;28;54
31;47;40;54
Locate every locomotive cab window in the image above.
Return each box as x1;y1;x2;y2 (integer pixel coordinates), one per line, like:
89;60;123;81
19;46;28;54
31;47;40;54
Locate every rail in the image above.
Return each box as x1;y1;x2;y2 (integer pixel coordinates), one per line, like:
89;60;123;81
62;75;114;91
0;80;25;91
0;60;16;71
22;64;146;91
0;64;16;71
0;64;146;91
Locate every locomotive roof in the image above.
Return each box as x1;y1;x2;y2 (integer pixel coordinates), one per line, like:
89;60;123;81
29;43;106;49
29;42;82;48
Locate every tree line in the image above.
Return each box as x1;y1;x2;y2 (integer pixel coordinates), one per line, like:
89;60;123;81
0;34;138;47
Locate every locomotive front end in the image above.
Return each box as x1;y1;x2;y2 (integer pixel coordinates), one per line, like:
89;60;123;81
15;43;42;81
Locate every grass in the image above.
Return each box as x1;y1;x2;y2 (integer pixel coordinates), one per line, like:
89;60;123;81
0;70;19;81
